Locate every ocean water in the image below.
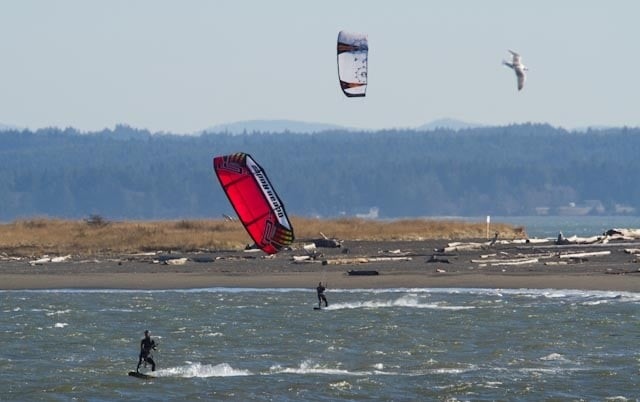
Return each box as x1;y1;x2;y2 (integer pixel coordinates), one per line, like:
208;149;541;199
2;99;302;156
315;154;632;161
1;288;639;401
432;215;640;238
494;215;640;238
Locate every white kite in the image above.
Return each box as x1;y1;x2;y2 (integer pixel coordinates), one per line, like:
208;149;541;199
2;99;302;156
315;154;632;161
337;31;368;97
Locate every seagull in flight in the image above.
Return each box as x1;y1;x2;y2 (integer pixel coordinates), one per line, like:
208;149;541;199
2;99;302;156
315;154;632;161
503;50;527;91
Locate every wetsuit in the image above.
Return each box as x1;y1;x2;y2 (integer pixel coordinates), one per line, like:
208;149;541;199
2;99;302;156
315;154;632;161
317;284;328;307
137;337;157;372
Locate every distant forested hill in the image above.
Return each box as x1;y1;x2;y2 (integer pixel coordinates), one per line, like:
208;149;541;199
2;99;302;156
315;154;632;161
0;124;639;220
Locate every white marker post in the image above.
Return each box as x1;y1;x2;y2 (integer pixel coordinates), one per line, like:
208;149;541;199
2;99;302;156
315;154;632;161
486;215;490;239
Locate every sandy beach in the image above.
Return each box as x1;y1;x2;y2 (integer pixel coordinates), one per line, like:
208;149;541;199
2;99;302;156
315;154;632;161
2;239;640;291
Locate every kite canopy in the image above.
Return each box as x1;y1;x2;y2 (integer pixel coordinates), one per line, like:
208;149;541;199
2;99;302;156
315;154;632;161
213;153;294;254
337;31;368;97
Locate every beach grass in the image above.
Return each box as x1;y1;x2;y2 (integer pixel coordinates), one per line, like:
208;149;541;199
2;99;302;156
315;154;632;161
0;217;525;257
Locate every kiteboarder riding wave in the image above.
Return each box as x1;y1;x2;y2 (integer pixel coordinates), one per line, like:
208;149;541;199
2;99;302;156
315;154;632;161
137;330;157;372
317;282;328;308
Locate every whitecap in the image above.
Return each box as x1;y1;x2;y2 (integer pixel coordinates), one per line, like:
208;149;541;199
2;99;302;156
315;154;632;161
582;300;607;306
99;308;134;312
329;380;352;390
327;295;474;311
46;309;71;316
155;362;251;378
271;364;357;376
518;367;582;375
270;360;370;376
54;323;68;328
540;353;568;362
427;368;470;375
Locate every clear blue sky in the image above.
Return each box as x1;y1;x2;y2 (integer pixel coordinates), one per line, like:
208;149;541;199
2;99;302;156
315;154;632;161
1;0;639;133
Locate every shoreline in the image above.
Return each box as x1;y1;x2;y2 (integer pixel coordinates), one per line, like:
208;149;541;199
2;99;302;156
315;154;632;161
1;271;639;292
2;239;640;291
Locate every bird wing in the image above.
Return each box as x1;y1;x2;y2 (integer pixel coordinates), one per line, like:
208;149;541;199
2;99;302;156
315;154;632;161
508;49;521;64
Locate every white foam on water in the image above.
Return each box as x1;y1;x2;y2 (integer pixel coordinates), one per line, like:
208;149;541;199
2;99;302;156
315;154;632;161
516;366;585;375
433;381;474;392
155;362;251;378
582;300;606;306
270;361;358;376
423;368;472;375
179;287;311;294
268;360;393;376
53;322;68;328
329;380;352;390
46;309;71;316
540;353;568;362
326;294;474;311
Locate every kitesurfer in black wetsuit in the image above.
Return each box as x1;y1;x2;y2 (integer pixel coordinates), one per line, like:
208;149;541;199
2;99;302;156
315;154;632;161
317;282;328;308
136;329;157;372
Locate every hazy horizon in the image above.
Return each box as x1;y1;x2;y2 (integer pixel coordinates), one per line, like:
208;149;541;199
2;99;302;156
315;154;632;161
2;1;639;133
1;117;635;136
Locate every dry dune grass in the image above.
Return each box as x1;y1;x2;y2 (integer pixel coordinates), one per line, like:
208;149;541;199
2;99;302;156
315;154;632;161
0;217;525;257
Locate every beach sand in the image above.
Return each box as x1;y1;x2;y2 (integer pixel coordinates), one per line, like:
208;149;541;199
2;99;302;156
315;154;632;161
2;240;640;291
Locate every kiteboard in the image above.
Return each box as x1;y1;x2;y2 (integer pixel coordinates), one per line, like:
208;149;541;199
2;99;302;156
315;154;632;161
313;307;323;310
128;371;154;379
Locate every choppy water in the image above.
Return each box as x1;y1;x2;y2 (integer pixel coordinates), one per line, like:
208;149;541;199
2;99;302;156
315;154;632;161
1;288;639;401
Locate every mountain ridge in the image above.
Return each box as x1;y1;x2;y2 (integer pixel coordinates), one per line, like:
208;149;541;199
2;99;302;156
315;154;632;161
1;119;636;136
202;118;483;134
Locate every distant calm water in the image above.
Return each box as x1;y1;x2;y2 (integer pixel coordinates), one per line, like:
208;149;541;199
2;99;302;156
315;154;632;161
1;288;639;401
432;215;640;238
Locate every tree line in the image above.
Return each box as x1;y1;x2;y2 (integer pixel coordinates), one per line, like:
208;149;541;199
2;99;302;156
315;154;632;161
0;123;639;221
